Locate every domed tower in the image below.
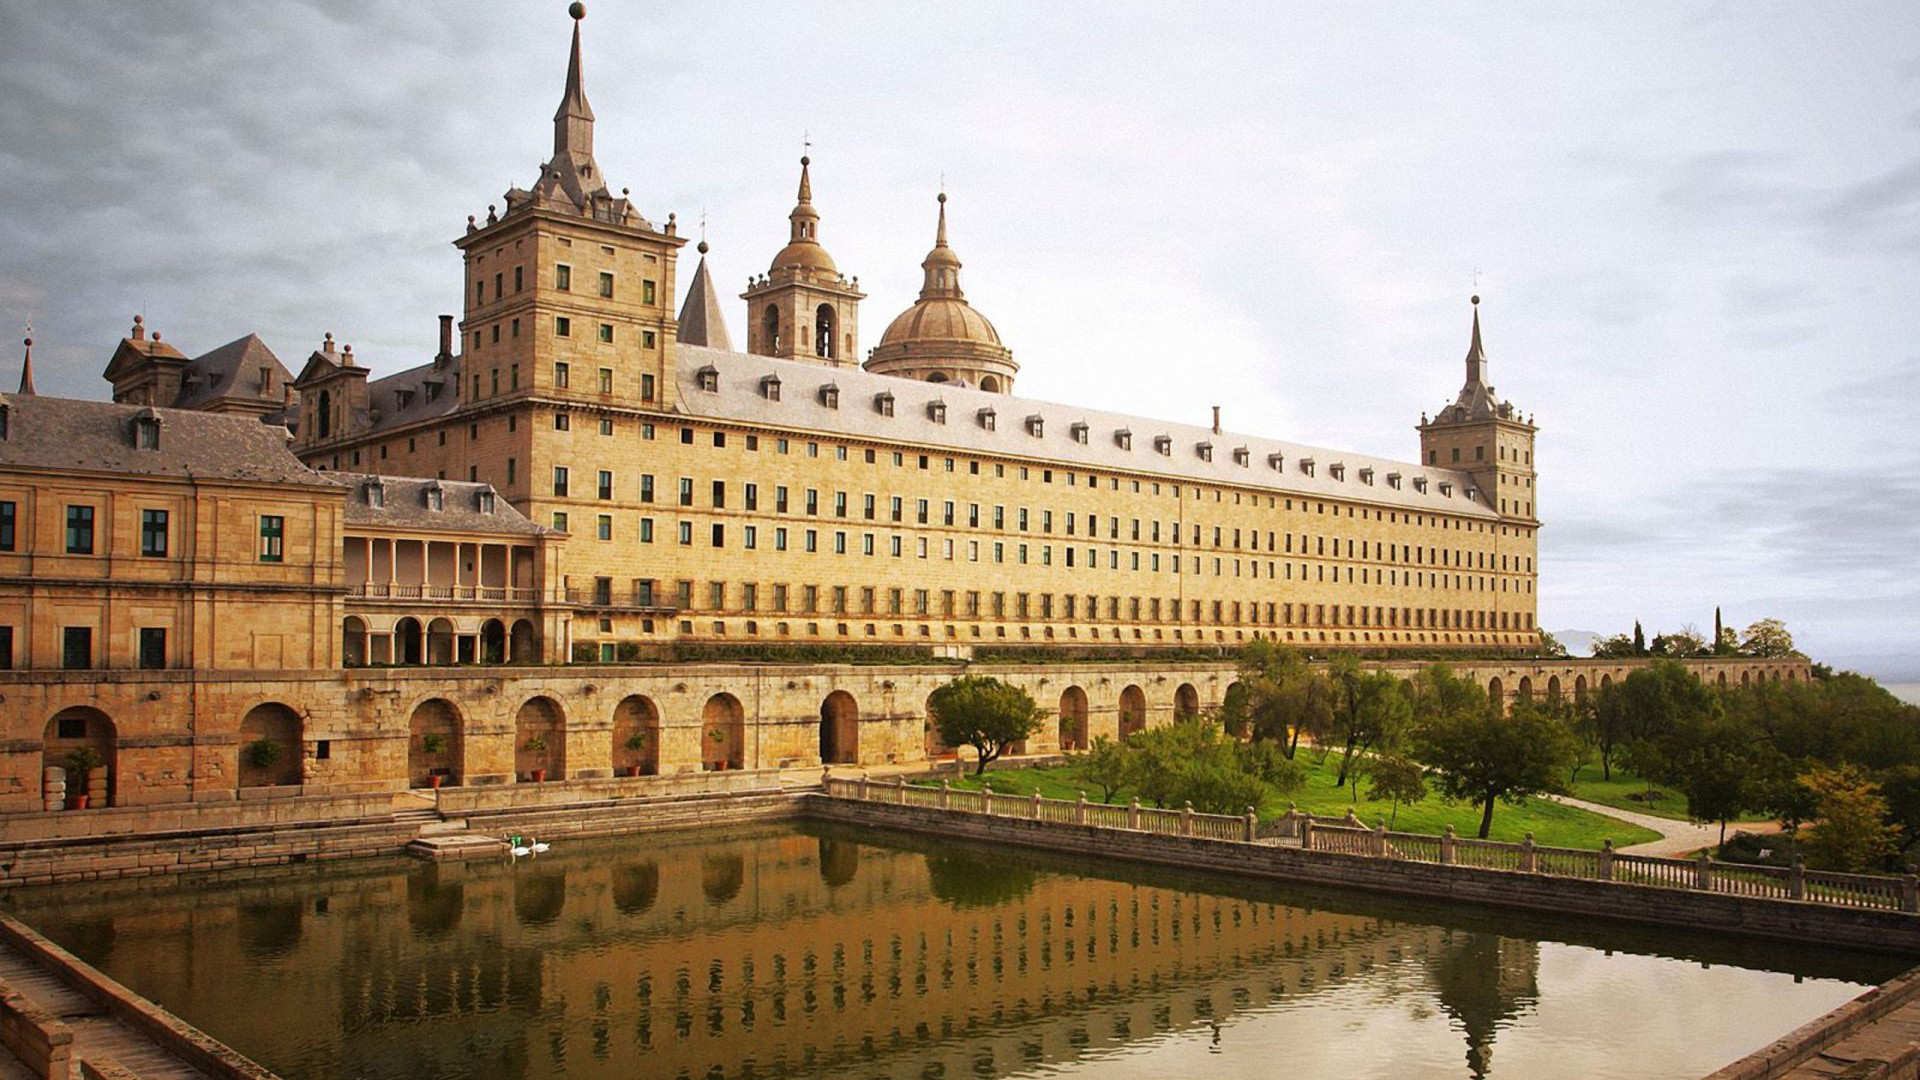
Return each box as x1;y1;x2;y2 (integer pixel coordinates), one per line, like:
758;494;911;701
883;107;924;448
865;193;1017;393
742;156;864;367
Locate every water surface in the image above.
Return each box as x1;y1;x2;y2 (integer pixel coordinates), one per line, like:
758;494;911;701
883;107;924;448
4;822;1903;1080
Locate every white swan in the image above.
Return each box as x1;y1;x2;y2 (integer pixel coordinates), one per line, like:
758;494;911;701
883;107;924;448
529;838;551;854
508;835;531;858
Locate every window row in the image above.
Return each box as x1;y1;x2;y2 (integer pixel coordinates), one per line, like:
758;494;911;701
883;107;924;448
0;625;171;671
0;502;283;562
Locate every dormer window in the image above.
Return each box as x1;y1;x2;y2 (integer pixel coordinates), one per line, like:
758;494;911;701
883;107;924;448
696;366;719;393
1153;435;1172;456
1115;429;1132;450
874;391;895;417
1300;457;1316;477
425;485;445;511
1414;477;1429;494
364;481;385;508
1232;447;1250;467
760;375;781;401
1439;481;1454;497
1464;485;1477;501
928;400;947;424
396;389;414;409
1070;422;1089;445
1386;472;1402;489
1268;452;1284;472
978;407;996;431
1025;415;1044;438
133;413;160;451
1196;442;1213;462
1359;467;1374;485
0;404;10;440
477;489;496;514
819;384;839;409
1329;463;1345;482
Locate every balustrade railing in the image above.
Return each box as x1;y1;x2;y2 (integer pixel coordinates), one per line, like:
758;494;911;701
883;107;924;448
820;775;1919;917
350;583;544;603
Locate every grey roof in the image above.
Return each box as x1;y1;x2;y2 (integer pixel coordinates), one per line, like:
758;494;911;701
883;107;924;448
360;356;464;435
675;252;733;350
0;394;336;488
669;344;1499;518
337;473;552;537
174;334;294;413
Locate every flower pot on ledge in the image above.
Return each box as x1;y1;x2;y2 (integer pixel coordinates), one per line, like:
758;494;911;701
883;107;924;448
530;769;547;783
627;765;642;777
66;794;89;811
427;775;444;789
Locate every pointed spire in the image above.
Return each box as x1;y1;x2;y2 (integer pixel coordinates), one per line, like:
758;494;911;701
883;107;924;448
17;334;35;395
552;3;594;161
677;240;734;351
918;192;964;300
1464;294;1487;382
788;155;819;243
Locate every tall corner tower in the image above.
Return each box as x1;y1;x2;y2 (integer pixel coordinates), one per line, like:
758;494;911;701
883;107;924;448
452;2;686;414
742;156;864;366
865;193;1017;392
1416;296;1539;522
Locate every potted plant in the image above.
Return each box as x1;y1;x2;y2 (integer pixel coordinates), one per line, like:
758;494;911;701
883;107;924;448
523;734;548;782
420;733;448;788
62;746;101;810
625;732;648;777
706;728;727;771
243;738;283;772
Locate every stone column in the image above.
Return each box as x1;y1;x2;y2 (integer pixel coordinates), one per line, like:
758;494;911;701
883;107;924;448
939;779;950;810
1076;792;1088;826
1520;833;1537;873
1243;806;1257;843
1128;797;1141;831
1789;855;1805;900
1440;825;1455;865
1181;801;1194;837
1694;852;1713;891
1597;839;1614;881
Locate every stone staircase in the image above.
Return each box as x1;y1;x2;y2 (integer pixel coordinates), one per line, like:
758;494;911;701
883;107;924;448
393;796;509;861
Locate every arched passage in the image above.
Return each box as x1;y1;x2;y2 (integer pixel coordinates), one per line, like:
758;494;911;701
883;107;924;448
1487;677;1505;717
509;619;539;663
1058;686;1089;751
409;698;463;788
1174;682;1200;720
515;696;565;781
1574;674;1589;704
1118;685;1147;741
702;693;745;771
1546;675;1562;704
43;707;116;810
342;616;367;667
426;618;455;666
612;695;660;776
395;617;423;665
1717;671;1729;688
238;702;302;788
480;619;506;665
1516;676;1534;706
814;304;837;359
819;691;858;765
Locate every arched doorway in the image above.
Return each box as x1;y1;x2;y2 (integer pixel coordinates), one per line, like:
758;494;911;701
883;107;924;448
819;691;858;765
426;618;455;666
926;372;948;384
1741;670;1751;687
43;707;116;810
1547;675;1562;704
409;698;463;788
1174;682;1200;720
1487;677;1505;717
1600;673;1614;691
480;619;506;665
612;695;660;776
515;696;566;781
509;619;538;663
1058;686;1089;751
702;693;745;771
395;617;423;665
1574;674;1589;704
762;305;781;354
238;703;302;788
342;616;367;667
1118;685;1147;741
1516;676;1534;706
1717;671;1729;688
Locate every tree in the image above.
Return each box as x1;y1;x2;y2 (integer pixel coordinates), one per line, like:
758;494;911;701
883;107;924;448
1124;716;1267;814
1365;753;1429;829
928;675;1044;775
1071;736;1131;804
1229;640;1332;758
1650;626;1709;658
1537;629;1569;658
1800;765;1899;873
1638;709;1774;845
1633;621;1647;656
1326;655;1412;788
1740;617;1799;658
1413;673;1579;839
1590;633;1639;659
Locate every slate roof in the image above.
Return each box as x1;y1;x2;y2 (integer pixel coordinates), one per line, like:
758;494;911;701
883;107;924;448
669;344;1499;518
0;394;336;488
675;250;733;350
337;473;552;537
174;334;294;413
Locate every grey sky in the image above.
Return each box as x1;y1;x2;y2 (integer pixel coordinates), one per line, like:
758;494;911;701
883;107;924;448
2;2;1916;674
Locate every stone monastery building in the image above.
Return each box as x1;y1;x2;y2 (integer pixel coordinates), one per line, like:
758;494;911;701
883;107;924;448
0;5;1600;813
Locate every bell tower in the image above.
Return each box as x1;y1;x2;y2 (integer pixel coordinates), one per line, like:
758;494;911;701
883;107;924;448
742;156;864;367
1417;296;1538;522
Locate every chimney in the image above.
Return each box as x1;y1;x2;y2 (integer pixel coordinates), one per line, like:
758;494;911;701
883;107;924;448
1211;406;1222;435
437;314;454;366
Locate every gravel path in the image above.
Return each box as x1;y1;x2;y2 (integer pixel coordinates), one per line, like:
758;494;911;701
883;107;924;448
1551;793;1784;857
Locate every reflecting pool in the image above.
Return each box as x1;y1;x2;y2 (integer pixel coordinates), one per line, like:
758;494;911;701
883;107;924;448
3;822;1905;1080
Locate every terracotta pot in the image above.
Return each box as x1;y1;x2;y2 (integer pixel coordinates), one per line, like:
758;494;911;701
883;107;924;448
530;769;547;783
627;765;641;777
427;775;444;789
67;794;89;811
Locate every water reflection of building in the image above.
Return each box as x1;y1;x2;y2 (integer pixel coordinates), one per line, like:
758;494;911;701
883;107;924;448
25;827;1534;1079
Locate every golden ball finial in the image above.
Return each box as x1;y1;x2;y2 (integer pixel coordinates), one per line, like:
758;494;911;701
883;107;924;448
568;2;585;20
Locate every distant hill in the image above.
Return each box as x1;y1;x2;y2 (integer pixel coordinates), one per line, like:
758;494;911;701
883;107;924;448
1550;629;1603;657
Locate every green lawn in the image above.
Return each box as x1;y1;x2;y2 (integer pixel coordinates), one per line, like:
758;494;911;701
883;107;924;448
927;754;1662;851
1567;769;1774;824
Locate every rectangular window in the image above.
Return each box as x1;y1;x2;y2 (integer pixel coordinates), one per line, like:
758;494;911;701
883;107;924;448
711;524;725;547
745;484;759;511
138;627;166;670
640;474;655;502
596;514;612;541
0;625;11;669
553;512;569;532
678;521;693;545
555;316;571;338
553;467;570;497
0;501;12;550
556;263;572;290
65;505;95;554
640;517;654;543
555;361;571;387
641;373;656;401
679;477;694;506
643;279;657;304
599;271;615;298
62;627;92;670
744;525;757;549
713;480;727;508
140;509;168;557
599;367;614;392
555;411;571;431
598;323;613;344
598;470;613;500
258;515;284;562
776;486;789;513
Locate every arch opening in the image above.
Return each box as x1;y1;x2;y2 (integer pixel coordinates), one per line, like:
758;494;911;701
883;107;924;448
509;618;539;663
1058;686;1089;751
702;693;745;771
820;691;859;765
480;619;506;665
394;617;423;665
612;695;661;776
409;698;463;788
515;696;566;781
1118;685;1147;742
1174;682;1201;720
426;617;455;666
43;707;116;810
814;304;837;359
342;616;367;668
238;702;303;788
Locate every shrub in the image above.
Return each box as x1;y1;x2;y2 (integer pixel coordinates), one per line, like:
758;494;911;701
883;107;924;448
62;745;102;776
242;739;282;770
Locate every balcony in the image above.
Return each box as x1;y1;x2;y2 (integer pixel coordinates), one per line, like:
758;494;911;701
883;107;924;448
350;583;545;603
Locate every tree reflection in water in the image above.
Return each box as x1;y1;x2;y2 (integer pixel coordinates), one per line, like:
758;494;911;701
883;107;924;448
1428;931;1541;1079
818;835;860;888
925;852;1038;909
